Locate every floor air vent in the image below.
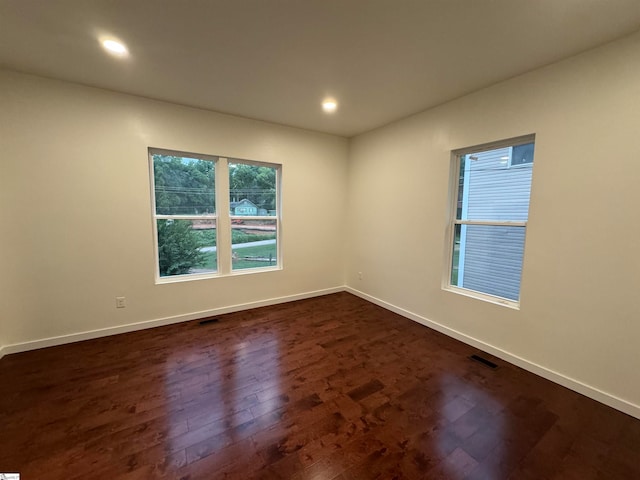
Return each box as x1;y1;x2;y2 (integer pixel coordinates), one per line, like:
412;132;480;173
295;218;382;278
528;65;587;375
469;354;498;369
198;318;220;326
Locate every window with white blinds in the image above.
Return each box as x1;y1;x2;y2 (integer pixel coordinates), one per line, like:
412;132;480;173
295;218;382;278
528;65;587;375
446;135;535;306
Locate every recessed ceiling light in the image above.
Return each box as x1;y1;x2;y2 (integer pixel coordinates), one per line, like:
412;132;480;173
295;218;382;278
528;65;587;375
322;99;338;113
101;39;128;57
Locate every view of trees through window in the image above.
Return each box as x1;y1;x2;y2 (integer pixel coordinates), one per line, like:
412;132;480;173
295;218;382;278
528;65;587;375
228;162;277;271
151;151;279;278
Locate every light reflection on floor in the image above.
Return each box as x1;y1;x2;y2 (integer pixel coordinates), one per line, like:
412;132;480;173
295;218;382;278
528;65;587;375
163;328;281;470
436;372;506;478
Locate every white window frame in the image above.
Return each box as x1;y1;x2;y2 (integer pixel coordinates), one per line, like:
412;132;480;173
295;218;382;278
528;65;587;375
443;134;535;308
149;148;281;283
227;158;282;275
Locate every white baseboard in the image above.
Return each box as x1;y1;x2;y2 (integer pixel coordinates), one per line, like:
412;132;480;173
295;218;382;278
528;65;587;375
0;286;344;359
3;285;638;420
345;286;640;420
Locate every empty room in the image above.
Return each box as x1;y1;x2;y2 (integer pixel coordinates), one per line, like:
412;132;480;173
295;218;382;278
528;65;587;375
1;1;639;479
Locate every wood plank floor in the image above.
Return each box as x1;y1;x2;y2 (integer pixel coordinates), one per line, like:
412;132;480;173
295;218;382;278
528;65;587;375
1;292;639;479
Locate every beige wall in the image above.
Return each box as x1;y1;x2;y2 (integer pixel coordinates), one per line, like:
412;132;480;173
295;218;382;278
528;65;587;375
346;32;640;413
0;70;348;348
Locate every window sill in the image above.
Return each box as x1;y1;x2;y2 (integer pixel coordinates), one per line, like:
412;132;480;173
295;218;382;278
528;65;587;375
156;272;219;284
229;265;282;277
443;285;520;310
156;266;282;284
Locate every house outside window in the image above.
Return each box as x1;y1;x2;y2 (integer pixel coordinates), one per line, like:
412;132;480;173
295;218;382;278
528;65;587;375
445;135;535;306
149;148;280;281
228;161;278;271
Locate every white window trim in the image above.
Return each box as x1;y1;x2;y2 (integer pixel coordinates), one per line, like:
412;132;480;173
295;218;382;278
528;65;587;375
227;158;282;275
442;134;535;308
444;284;522;309
149;148;281;284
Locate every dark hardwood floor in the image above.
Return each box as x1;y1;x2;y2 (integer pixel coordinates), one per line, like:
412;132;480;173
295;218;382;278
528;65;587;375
1;292;639;479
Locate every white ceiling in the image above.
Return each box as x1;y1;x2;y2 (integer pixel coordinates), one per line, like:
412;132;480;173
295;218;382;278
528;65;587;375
2;1;640;137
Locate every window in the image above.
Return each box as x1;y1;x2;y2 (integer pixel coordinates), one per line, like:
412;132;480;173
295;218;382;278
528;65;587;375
229;161;278;271
445;135;535;305
511;143;534;167
150;148;280;281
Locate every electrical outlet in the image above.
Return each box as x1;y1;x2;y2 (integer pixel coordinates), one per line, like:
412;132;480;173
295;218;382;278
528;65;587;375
116;296;126;308
358;272;363;280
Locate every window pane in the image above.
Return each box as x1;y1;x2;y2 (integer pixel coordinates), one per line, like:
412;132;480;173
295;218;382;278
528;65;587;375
157;219;217;276
511;142;534;166
452;224;525;301
231;219;277;270
153;154;215;215
451;224;462;286
228;162;277;217
459;146;533;221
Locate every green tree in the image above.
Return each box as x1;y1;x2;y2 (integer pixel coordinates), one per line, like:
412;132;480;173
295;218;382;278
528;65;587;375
229;163;276;212
157;220;206;276
153;154;215;276
153;155;215;215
